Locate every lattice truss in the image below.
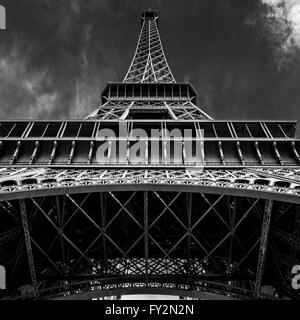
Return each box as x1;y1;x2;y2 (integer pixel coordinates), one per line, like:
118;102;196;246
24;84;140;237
85;10;212;121
0;168;300;201
123;13;175;83
91;101;210;120
0;9;299;301
0;185;299;300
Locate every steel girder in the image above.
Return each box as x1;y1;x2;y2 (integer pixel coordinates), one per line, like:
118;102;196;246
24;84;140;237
91;99;210;121
91;100;211;120
0;188;298;300
0;168;300;204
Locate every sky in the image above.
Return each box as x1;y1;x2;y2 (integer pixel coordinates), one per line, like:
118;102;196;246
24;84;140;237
0;0;300;123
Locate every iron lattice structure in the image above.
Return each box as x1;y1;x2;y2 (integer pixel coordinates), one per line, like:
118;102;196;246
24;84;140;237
0;10;300;300
123;11;175;83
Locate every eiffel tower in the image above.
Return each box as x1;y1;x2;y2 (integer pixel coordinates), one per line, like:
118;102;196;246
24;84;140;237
0;10;299;300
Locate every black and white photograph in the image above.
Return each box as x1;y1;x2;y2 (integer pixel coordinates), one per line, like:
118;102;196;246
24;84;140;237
0;0;300;311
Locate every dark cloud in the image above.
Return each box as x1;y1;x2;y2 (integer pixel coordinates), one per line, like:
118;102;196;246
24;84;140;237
0;0;300;122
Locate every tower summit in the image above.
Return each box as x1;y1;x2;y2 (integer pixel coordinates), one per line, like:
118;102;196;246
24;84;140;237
124;9;175;83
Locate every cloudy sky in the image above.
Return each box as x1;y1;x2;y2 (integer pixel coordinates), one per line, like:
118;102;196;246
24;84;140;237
0;0;300;123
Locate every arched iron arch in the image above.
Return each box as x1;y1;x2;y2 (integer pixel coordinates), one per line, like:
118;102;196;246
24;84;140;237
0;181;299;204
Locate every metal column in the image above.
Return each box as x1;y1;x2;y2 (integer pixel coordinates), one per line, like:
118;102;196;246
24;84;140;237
144;191;149;286
254;200;273;298
19;199;38;297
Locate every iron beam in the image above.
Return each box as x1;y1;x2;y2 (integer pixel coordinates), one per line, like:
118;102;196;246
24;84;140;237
144;191;149;286
100;192;107;259
254;199;273;298
19;199;38;297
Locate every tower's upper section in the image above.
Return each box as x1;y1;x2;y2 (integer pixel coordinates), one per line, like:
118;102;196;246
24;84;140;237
123;10;176;83
85;10;212;121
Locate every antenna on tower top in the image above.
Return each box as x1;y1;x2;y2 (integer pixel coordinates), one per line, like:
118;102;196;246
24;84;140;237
141;9;158;26
141;9;158;19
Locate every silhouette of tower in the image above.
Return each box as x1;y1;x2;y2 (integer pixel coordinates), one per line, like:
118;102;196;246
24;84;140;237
0;10;299;300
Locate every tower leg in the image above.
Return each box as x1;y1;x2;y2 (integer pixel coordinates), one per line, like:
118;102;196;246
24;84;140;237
254;200;273;298
19;199;38;297
144;191;149;287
